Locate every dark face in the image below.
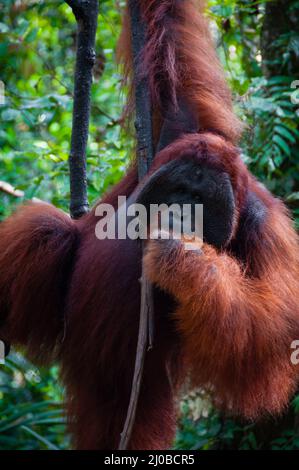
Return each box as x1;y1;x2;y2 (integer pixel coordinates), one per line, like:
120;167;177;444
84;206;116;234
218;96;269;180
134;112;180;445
136;157;235;248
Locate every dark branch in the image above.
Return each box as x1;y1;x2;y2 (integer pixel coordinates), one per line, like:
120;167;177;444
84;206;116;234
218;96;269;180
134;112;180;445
65;0;79;10
119;258;154;450
65;0;90;20
129;0;154;179
65;0;99;219
119;0;155;451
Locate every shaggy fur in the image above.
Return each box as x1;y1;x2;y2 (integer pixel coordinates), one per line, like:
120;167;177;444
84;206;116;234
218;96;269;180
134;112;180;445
118;0;243;144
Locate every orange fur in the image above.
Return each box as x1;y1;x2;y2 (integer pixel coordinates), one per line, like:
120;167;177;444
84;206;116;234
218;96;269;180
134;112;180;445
0;203;79;362
144;186;299;419
1;0;299;449
118;0;243;145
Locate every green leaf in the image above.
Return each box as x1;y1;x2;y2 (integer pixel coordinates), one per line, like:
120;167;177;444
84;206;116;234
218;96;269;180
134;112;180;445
1;109;20;121
0;23;9;33
20;426;59;450
273;134;291;156
286;192;299;202
267;76;293;86
274;125;296;144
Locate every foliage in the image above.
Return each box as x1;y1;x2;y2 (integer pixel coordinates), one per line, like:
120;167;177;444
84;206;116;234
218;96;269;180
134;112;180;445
0;353;68;450
0;0;299;450
175;393;299;450
0;0;129;219
243;75;299;206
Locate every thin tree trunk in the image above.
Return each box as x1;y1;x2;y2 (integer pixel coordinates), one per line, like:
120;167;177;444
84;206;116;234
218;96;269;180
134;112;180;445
118;0;155;451
65;0;99;219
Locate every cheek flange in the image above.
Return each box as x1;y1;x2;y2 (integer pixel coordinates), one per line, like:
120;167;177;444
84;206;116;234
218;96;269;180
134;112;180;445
136;158;236;249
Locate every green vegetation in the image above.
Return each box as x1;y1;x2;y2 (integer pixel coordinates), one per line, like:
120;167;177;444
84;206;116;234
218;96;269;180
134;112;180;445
1;0;299;450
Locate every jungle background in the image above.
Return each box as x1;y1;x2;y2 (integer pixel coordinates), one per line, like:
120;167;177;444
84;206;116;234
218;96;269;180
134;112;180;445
1;0;299;450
